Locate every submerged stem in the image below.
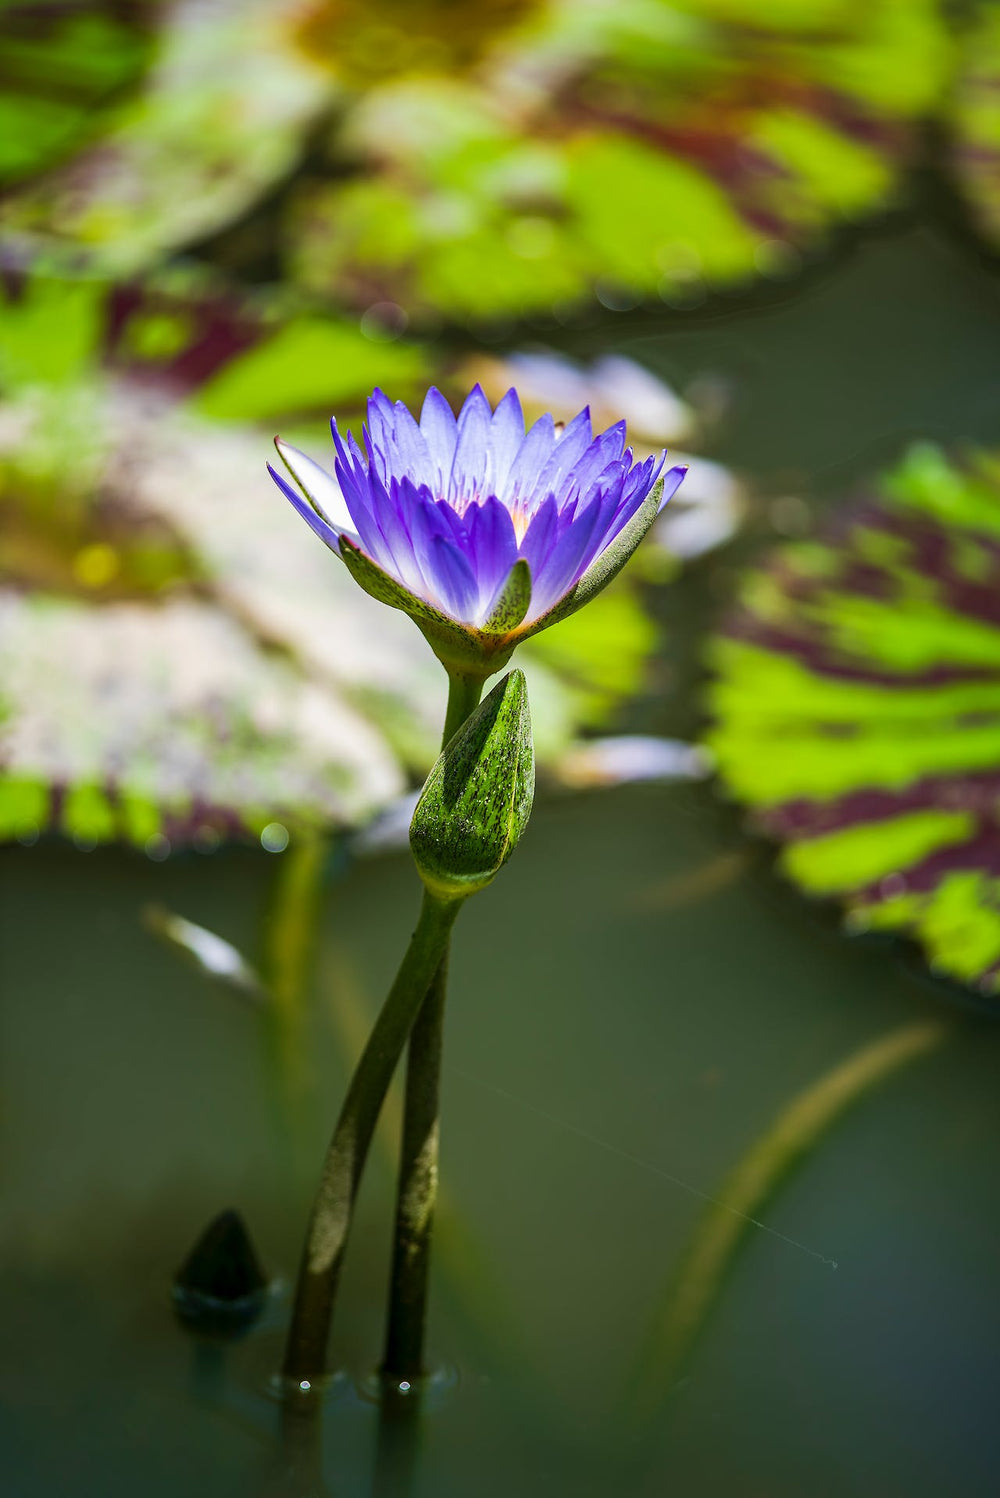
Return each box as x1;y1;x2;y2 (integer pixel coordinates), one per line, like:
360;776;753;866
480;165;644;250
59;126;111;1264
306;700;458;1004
281;890;460;1388
626;1016;951;1428
381;955;449;1382
380;670;485;1385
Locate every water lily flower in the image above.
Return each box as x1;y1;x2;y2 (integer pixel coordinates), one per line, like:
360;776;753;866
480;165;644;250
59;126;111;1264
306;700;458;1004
268;385;686;678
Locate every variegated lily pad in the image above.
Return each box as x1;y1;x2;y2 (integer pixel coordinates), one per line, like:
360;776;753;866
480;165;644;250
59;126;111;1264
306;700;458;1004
706;444;1000;997
287;0;950;320
0;592;401;851
0;1;152;191
0;0;950;316
946;5;1000;250
0;0;330;272
0;272;704;848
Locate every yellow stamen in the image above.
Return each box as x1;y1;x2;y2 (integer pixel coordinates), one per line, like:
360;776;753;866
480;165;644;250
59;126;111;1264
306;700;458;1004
511;506;530;544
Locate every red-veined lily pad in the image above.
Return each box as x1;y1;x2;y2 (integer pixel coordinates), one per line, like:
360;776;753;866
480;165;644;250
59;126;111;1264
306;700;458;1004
0;1;152;191
705;443;1000;997
287;0;950;320
0;0;951;316
945;5;1000;251
0;0;329;273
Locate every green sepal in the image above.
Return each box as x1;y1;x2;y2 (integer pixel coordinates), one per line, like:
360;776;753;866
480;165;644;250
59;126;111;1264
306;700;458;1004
519;476;666;641
339;536;516;678
410;669;534;901
482;558;532;634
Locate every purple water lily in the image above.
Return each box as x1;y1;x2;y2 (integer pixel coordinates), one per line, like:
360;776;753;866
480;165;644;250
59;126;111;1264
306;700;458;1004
268;385;686;675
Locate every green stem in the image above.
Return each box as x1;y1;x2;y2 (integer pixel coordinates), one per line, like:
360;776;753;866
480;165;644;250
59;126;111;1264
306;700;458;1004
625;1016;951;1429
380;670;485;1386
281;889;460;1388
440;671;488;744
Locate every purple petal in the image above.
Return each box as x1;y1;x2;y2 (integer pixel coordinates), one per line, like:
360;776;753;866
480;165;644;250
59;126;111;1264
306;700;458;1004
560;421;627;502
465;496;519;613
608;457;682;541
450;384;493;504
427;533;480;622
403;481;471;597
367;387;396;439
531;407;594;506
487;389;525;496
389;399;435;487
529;490;611;617
504;412;557;507
268;463;344;552
435;498;469;548
657;461;685;512
364;472;424;592
518;493;559;578
419;387;458;483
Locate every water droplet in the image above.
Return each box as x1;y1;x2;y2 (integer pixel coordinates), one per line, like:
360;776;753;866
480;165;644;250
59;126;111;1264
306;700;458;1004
360;301;408;342
145;833;171;862
261;822;289;854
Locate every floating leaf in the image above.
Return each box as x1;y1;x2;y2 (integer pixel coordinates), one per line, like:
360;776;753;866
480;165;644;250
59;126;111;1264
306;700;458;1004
0;0;330;272
0;590;403;849
288;0;950;320
945;5;1000;251
0;1;152;191
705;443;1000;997
0;0;950;314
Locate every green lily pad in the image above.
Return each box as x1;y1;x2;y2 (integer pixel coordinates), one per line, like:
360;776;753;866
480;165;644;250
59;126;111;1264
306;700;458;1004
705;443;1000;997
0;0;329;272
0;1;152;191
287;0;950;320
945;5;1000;251
0;0;950;316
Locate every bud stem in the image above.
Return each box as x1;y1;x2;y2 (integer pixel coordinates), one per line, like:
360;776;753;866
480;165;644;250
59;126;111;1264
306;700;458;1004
381;669;485;1387
281;889;460;1389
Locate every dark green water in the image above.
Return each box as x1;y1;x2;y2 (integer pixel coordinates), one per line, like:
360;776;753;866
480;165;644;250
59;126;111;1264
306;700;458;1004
5;212;1000;1495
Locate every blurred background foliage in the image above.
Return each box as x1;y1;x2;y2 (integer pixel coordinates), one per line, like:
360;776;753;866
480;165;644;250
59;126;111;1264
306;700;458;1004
2;0;1000;998
0;0;966;310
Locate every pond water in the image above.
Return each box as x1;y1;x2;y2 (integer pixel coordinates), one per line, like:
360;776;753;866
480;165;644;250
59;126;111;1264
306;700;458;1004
5;206;1000;1496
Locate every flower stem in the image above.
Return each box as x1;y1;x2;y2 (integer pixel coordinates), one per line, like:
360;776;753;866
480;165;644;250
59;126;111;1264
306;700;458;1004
440;671;488;744
380;670;485;1386
281;889;460;1388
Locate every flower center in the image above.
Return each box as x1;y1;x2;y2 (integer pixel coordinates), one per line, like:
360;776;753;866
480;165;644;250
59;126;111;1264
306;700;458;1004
510;505;531;544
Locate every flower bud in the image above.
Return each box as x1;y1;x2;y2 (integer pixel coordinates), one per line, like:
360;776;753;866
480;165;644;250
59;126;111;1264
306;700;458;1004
410;670;534;900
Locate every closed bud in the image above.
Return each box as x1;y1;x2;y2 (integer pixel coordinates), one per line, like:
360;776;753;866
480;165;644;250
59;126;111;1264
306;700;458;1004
410;671;534;900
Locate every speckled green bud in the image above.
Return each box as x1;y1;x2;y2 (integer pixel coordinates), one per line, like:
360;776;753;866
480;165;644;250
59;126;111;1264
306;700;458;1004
410;670;534;901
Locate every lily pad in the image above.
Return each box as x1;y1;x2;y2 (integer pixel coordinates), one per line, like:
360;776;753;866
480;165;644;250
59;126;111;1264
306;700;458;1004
945;5;1000;251
0;0;950;316
705;444;1000;997
0;0;330;272
0;591;402;851
287;0;950;320
0;1;152;191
